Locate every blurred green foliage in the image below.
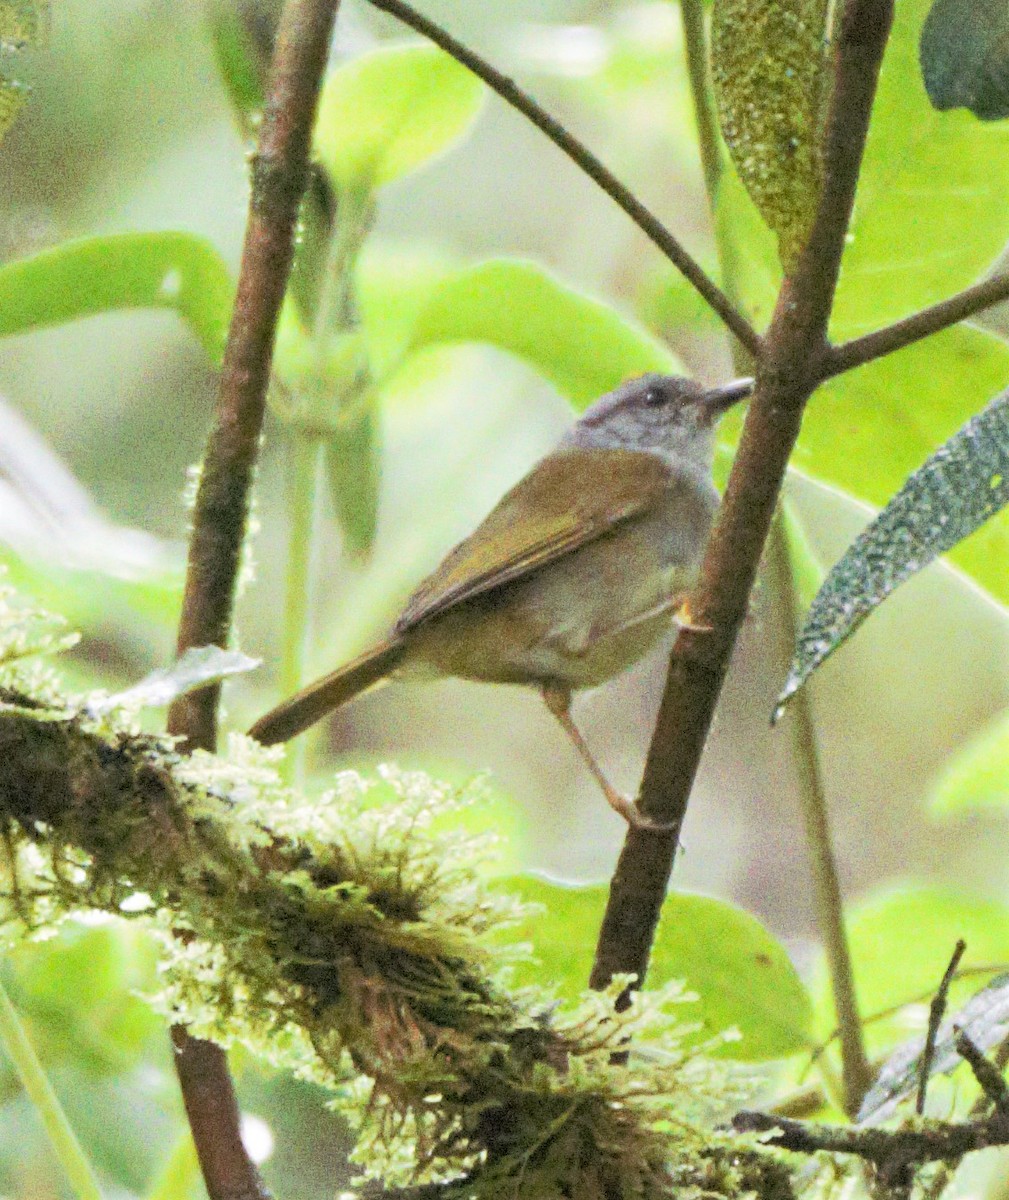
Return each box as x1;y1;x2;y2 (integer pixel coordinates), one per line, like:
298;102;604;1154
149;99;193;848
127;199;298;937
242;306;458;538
3;0;1009;1196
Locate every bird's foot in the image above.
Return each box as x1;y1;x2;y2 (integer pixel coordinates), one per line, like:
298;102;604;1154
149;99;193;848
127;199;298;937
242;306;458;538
603;785;674;833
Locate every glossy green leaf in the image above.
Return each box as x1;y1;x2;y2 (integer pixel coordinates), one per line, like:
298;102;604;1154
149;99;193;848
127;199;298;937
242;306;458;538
711;0;831;270
405;258;681;410
0;233;234;363
859;972;1009;1122
832;0;1009;338
494;876;813;1060
205;0;272;129
811;885;1009;1060
929;707;1009;815
778;383;1009;714
797;327;1009;605
920;0;1009;120
314;44;484;193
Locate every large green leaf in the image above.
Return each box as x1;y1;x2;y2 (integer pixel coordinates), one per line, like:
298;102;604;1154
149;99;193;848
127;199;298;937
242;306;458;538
777;383;1009;713
0;232;234;363
494;876;813;1060
711;0;831;270
314;44;484;194
810;885;1009;1059
405;258;681;410
832;0;1009;338
929;706;1009;815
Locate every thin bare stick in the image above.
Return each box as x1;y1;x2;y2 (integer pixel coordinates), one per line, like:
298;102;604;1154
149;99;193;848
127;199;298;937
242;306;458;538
590;0;894;994
825;272;1009;378
954;1026;1009;1114
679;0;723;205
917;939;967;1114
166;0;341;1196
362;0;762;359
768;518;871;1113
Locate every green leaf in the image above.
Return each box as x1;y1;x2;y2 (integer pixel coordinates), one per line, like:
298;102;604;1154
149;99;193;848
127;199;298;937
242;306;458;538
859;972;1009;1122
777;383;1009;715
5;923;162;1078
205;0;273;130
810;885;1009;1059
832;0;1009;338
92;646;260;714
314;44;484;193
920;0;1009;120
0;233;234;363
325;406;380;558
405;258;681;409
713;162;782;332
710;0;831;270
929;706;1009;815
494;876;813;1060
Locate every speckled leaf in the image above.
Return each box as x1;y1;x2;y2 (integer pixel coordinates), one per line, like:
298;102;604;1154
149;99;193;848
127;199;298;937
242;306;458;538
859;974;1009;1123
777;386;1009;715
920;0;1009;120
711;0;832;270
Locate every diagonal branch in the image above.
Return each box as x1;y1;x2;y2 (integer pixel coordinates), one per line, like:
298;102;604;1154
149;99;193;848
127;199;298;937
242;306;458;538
825;271;1009;378
589;0;895;1069
165;1;342;1197
363;0;762;358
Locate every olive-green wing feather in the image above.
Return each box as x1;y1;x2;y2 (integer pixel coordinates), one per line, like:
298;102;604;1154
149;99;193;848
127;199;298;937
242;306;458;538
396;448;675;633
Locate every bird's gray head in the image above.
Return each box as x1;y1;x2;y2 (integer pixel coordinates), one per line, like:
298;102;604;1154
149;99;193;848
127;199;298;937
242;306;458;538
560;373;753;468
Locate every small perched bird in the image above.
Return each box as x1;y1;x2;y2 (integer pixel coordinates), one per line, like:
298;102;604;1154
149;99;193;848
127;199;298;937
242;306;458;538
250;373;753;825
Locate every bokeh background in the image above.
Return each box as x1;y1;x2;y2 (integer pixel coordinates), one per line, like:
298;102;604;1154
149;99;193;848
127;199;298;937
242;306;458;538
3;0;1009;1195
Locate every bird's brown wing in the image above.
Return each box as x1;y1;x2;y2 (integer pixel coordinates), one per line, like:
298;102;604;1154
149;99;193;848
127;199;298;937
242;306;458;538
396;448;676;633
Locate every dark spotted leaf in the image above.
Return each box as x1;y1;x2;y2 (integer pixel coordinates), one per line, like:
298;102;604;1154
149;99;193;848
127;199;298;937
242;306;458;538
776;386;1009;717
859;973;1009;1123
711;0;832;270
920;0;1009;120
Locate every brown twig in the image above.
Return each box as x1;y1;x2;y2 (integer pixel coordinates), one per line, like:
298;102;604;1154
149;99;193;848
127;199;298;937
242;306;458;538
954;1027;1009;1114
165;1;341;1197
361;0;762;359
590;0;894;993
733;1108;1009;1182
735;1023;1009;1187
767;518;871;1114
917;940;966;1115
825;271;1009;378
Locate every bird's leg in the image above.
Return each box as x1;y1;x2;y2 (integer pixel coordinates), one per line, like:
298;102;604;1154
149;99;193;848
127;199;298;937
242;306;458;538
539;684;668;831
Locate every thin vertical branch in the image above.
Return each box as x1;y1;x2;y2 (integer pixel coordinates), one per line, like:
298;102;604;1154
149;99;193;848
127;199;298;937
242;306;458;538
767;517;871;1113
166;1;341;1197
679;0;723;206
591;0;895;995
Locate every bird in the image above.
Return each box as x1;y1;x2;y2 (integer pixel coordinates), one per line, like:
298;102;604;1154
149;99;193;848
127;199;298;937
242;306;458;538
249;372;753;825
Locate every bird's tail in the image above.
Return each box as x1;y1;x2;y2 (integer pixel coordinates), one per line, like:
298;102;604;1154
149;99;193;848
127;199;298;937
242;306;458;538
248;637;407;745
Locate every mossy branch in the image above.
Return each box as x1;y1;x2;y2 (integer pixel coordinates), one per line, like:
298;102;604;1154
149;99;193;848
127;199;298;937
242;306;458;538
0;649;769;1199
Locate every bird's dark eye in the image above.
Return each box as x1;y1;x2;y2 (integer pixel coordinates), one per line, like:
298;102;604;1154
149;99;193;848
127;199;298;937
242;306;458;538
644;386;666;407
